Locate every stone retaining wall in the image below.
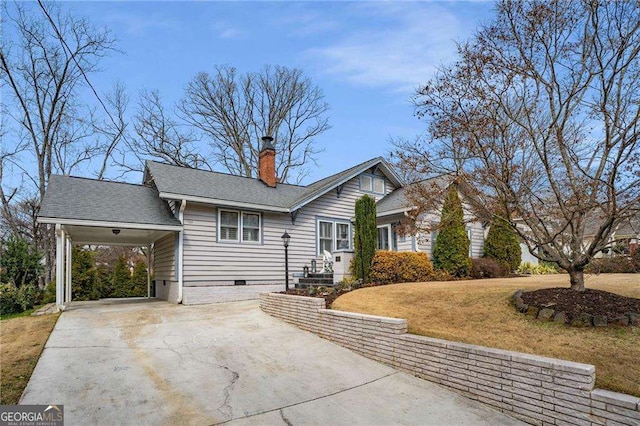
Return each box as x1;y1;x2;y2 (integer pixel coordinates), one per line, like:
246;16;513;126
260;293;640;426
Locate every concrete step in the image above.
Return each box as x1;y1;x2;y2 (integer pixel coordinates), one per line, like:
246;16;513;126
298;277;334;285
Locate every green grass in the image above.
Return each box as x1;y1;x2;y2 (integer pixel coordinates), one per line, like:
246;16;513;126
0;304;46;321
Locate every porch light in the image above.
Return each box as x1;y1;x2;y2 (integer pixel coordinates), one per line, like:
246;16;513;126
281;231;291;291
281;231;290;248
112;229;121;235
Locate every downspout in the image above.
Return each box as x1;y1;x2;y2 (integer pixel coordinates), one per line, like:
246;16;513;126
177;200;186;303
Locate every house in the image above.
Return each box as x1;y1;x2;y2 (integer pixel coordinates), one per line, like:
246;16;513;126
38;136;487;308
585;216;640;257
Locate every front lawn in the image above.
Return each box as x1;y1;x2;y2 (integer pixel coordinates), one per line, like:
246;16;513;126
0;313;59;404
332;274;640;397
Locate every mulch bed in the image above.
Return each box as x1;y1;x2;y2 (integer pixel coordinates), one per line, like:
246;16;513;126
281;288;351;308
280;282;388;308
520;288;640;320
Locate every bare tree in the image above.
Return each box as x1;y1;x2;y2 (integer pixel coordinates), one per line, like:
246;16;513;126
0;1;118;282
179;65;330;183
119;89;210;174
393;0;640;291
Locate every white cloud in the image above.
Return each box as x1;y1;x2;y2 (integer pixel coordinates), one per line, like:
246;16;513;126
211;21;246;39
307;3;465;93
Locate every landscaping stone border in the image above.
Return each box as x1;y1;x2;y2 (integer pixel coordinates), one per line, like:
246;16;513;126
513;290;640;327
261;292;640;426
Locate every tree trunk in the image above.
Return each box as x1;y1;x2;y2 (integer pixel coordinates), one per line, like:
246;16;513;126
568;268;585;291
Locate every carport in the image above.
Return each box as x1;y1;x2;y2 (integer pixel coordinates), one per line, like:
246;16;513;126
37;175;183;309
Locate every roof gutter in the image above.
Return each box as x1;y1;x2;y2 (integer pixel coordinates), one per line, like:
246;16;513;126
177;200;186;304
37;217;183;231
376;206;418;218
158;192;290;213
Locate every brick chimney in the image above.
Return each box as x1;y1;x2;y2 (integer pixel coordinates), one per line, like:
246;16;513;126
258;136;277;188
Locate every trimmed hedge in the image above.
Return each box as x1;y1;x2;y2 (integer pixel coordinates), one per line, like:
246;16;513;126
370;251;434;284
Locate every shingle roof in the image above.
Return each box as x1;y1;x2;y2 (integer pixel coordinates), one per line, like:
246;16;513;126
145;161;308;210
584;215;640;237
39;175;182;227
146;157;404;212
376;176;448;215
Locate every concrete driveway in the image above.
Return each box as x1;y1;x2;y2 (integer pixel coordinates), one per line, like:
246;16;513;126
21;299;523;426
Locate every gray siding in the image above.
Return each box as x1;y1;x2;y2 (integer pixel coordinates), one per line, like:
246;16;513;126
181;171;396;287
154;233;175;280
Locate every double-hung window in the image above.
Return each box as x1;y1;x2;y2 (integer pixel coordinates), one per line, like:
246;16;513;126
360;174;385;194
220;210;239;241
319;221;334;253
242;213;260;242
317;219;351;254
219;209;261;243
377;225;391;250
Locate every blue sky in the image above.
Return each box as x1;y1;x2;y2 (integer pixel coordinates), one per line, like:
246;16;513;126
5;1;495;188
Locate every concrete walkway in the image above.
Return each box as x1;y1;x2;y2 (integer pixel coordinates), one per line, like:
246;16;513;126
21;299;523;426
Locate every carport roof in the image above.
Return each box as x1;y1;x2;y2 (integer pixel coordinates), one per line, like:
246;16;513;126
38;175;182;229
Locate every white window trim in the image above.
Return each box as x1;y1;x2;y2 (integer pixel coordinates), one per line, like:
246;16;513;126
467;227;473;257
218;209;262;244
316;218;352;255
241;212;261;244
377;224;392;251
359;173;386;195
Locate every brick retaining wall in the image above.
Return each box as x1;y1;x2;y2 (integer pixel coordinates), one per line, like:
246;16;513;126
260;293;640;426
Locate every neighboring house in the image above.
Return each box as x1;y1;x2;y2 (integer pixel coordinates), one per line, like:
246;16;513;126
585;216;640;257
377;177;489;260
38;136;497;308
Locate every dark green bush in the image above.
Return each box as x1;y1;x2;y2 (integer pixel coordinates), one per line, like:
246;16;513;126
72;247;100;301
130;261;148;297
0;236;43;288
483;218;521;272
0;283;41;315
432;185;471;276
42;281;56;304
108;255;132;298
353;195;377;282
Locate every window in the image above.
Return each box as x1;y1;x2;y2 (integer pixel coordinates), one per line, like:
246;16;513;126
242;213;260;242
317;219;351;254
373;177;385;194
336;223;350;250
377;225;391;250
360;174;385;194
220;210;239;241
219;209;261;243
319;221;334;253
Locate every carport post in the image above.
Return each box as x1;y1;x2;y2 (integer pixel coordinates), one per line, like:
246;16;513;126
147;244;152;298
55;225;64;309
65;236;72;305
